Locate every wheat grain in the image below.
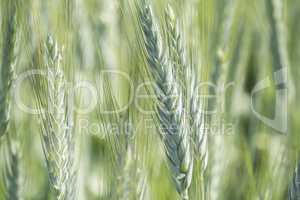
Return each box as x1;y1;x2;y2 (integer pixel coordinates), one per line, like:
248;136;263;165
138;4;193;199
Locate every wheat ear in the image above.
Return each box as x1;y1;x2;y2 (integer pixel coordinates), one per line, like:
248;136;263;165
138;4;193;199
164;6;207;199
0;2;21;200
34;35;76;200
99;72;146;199
3;137;21;200
165;4;207;170
0;1;16;138
99;85;131;199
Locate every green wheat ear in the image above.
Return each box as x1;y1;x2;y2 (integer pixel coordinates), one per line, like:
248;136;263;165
165;5;208;199
165;3;207;165
3;137;21;200
0;2;21;199
0;2;16;139
33;35;77;200
138;3;193;199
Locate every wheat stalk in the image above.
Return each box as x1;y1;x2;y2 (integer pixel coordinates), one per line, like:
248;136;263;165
288;161;300;200
33;35;77;200
138;4;193;199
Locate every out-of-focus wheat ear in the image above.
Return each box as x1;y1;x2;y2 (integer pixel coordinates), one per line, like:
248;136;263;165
288;162;300;200
138;4;193;199
34;35;77;200
3;136;21;200
266;0;294;99
266;0;289;72
0;1;16;138
211;0;235;84
190;71;208;171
